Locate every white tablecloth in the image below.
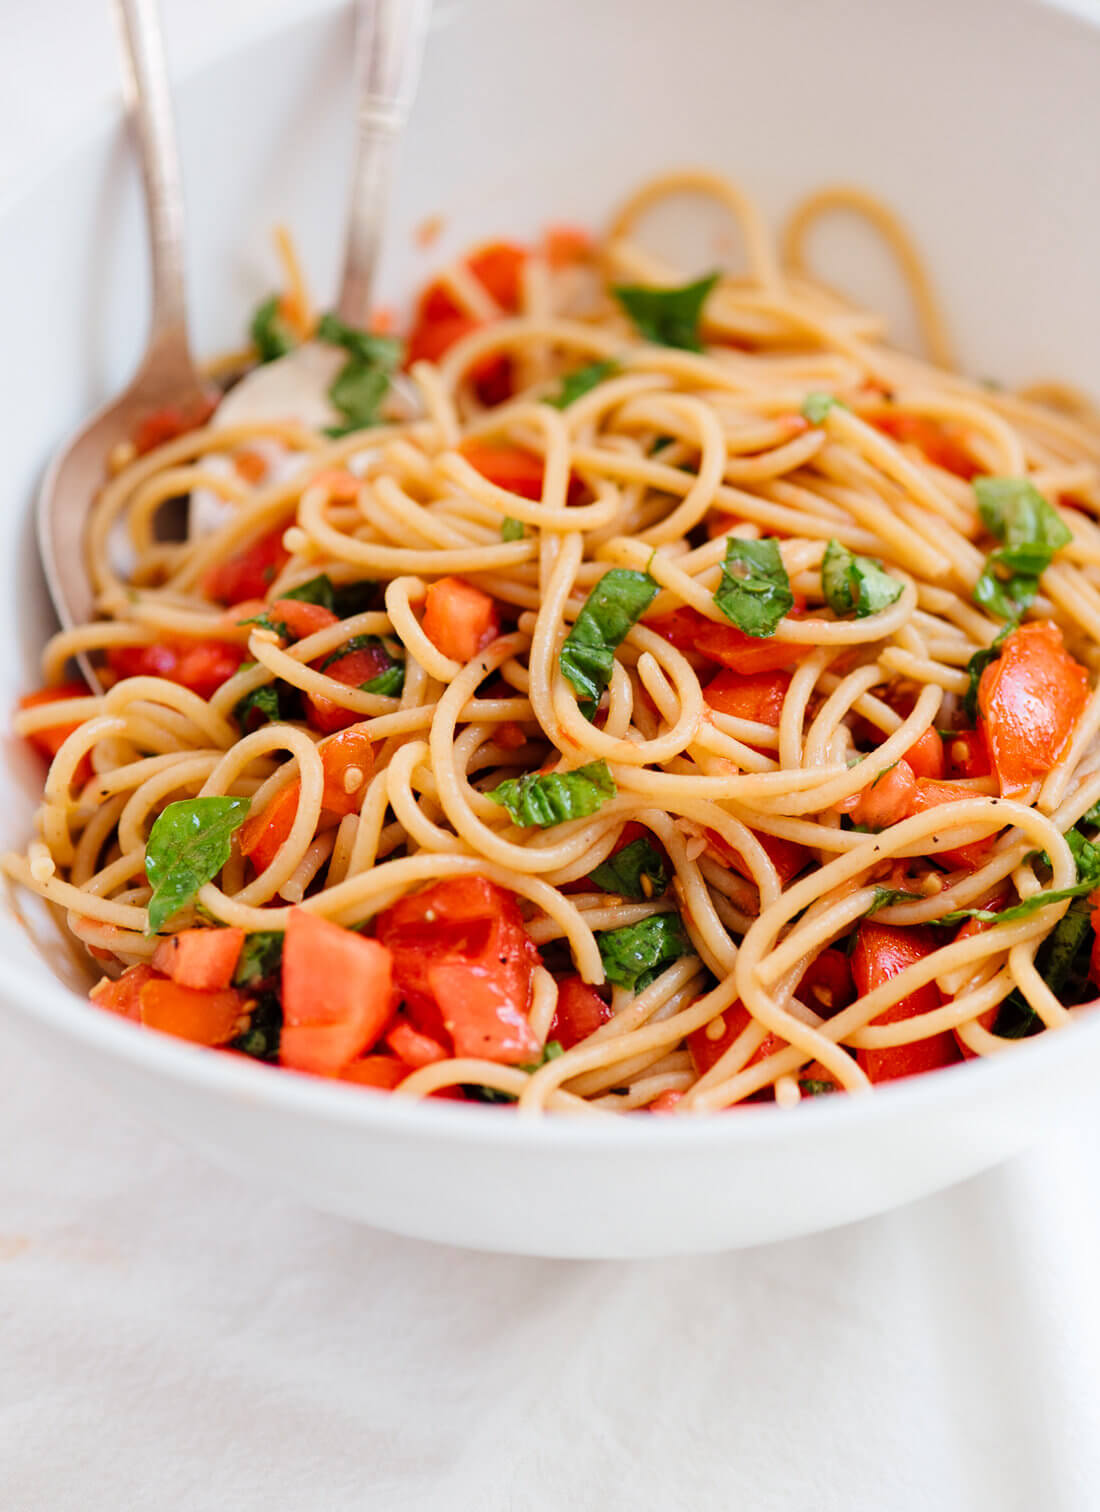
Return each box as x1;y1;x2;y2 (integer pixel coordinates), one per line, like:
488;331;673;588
4;4;1100;1507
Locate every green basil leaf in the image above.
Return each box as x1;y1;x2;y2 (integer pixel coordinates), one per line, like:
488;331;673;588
316;312;403;370
588;836;669;901
714;537;793;638
559;568;659;711
962;624;1012;723
463;1039;564;1102
546;359;619;409
596;913;692;991
801;391;841;425
363;663;405;697
798;1078;839;1096
326;363;390;437
866;886;924;916
234;680;283;731
612;272;719;352
233;930;284;989
318;634;388;673
250;295;297;363
821;538;903;619
238;610;291;640
1082;800;1100;828
488;760;616;828
281;574;335;609
145;797;251;935
972;476;1072;621
501;516;525;542
231;992;282;1062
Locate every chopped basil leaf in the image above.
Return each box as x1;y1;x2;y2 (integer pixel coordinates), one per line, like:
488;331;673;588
463;1040;564;1103
250;295;297;363
801;391;841;425
315;312;404;437
501;516;525;542
1082;800;1100;828
821;538;903;619
972;476;1072;621
714;537;793;638
233;929;284;989
866;886;924;916
991;899;1094;1040
798;1078;839;1096
962;625;1012;723
231;993;282;1062
234;680;283;731
596;912;692;991
238;610;290;640
488;760;616;828
559;568;659;713
546;359;619;409
144;796;251;935
612;272;719;352
649;435;676;455
942;825;1100;927
318;634;388;673
331;580;380;618
281;574;335;609
363;663;405;697
589;836;669;901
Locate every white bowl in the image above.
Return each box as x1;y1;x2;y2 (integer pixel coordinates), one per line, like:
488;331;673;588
4;0;1100;1259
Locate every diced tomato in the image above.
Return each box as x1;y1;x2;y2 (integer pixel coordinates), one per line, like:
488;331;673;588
906;778;997;869
234;448;269;485
376;876;541;1064
152;927;245;991
1090;924;1100;991
239;728;375;873
978;622;1090;798
494;720;528;750
267;598;339;641
138;978;250;1046
873;411;978;480
202;526;291;605
422;576;500;663
467;241;527;312
339;1054;408;1090
106;637;246;700
647;605;802;675
798;949;855;1018
945;728;991;780
703;668;791;726
851;921;960;1082
406;311;481;366
90;963;162;1023
712;827;808;886
133;393;217;456
549;976;613;1049
848;759;918;830
458;440;546;500
280;908;394;1076
386;1018;449;1069
18;681;94;783
306;643;393;735
905;727;946;781
544;224;592;267
688;1001;788;1077
648;1090;683;1113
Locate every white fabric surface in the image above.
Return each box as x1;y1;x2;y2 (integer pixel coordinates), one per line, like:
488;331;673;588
4;3;1100;1507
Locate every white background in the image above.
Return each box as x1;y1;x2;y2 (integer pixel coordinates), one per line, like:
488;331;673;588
3;3;1100;1508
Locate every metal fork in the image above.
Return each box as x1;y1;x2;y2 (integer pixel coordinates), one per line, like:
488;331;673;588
36;0;206;692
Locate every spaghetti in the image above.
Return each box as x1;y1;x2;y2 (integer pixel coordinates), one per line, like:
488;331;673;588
10;169;1100;1115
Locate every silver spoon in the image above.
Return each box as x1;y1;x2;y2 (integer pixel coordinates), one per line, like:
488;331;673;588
37;0;208;693
207;0;433;438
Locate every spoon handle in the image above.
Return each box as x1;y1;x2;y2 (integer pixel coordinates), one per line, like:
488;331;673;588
336;0;434;327
112;0;193;358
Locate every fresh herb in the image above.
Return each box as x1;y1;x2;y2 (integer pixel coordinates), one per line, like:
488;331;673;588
144;797;251;935
331;580;380;618
363;663;405;697
231;994;282;1062
238;609;290;640
866;886;924;916
250;295;297;363
463;1040;564;1103
942;825;1100;928
801;391;841;425
234;678;284;731
588;836;669;900
962;624;1012;722
1082;800;1100;828
546;359;619;409
281;574;335;609
318;634;388;673
821;539;903;619
798;1078;839;1096
559;568;659;713
488;760;616;828
649;435;676;455
991;899;1095;1040
233;930;285;989
972;476;1072;621
316;312;404;437
612;272;720;352
501;516;525;542
317;634;405;696
714;537;794;638
596;913;692;992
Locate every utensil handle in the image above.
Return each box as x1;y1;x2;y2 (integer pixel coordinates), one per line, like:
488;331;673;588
335;0;434;326
112;0;191;348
